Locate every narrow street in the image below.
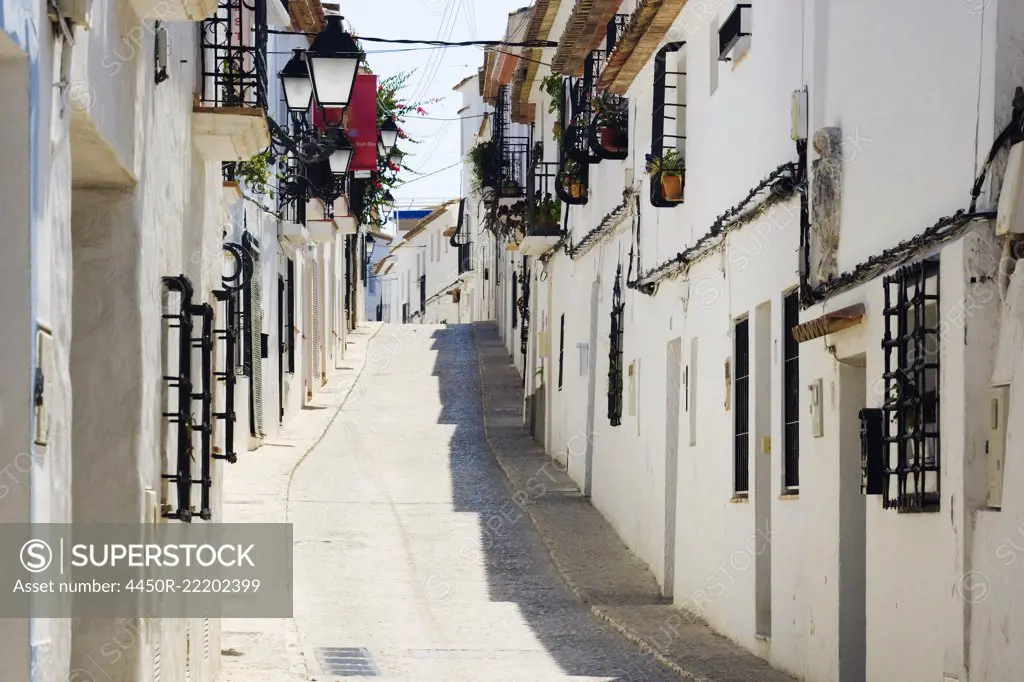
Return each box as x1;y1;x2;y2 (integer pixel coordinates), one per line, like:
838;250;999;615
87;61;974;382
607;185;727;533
233;323;675;681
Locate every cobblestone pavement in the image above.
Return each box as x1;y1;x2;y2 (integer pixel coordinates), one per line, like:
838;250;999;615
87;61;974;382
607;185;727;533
286;323;676;681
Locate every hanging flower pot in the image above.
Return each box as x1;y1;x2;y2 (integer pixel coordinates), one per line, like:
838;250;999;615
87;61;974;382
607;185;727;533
661;173;683;202
599;126;627;152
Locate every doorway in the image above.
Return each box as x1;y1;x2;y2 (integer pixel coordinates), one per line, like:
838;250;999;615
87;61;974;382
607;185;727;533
838;355;867;682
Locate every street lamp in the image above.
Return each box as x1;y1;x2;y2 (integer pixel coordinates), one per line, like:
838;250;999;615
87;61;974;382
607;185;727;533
328;130;354;176
305;15;363;109
378;117;399;157
279;49;313;113
364;233;376;273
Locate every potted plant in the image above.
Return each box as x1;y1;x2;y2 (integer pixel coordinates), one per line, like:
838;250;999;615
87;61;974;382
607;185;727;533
561;159;585;199
536;193;561;230
541;74;564;143
591;93;628;151
469;141;493;192
645;149;684;202
501;178;520;197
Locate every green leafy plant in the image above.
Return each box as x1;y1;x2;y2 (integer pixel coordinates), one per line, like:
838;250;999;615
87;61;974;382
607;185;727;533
541;74;564;143
644;148;684;177
536;192;560;225
234;148;276;196
591;92;626;126
468;141;493;194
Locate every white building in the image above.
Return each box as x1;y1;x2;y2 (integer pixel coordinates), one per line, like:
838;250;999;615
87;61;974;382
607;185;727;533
0;0;369;677
377;199;477;324
467;0;1024;680
365;227;394;321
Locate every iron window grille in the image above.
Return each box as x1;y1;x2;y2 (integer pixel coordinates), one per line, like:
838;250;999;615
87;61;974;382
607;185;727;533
511;275;518;329
718;3;752;62
212;243;252;464
526;142;562;237
419;274;426;313
605;13;629;54
160;275;214;522
650;41;687;207
450;199;474;273
783;291;800;491
197;0;268;109
285;258;295;374
608;264;624;426
402;302;409;323
734;318;750;495
559;80;591;205
520;259;531;358
239;234;259;377
879;258;941;512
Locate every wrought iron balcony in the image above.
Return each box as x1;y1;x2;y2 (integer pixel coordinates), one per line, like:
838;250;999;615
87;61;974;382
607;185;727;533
521;144;563;256
193;0;271;161
718;3;752;62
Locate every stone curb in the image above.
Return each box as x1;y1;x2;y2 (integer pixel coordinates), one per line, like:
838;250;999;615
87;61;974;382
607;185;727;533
470;323;796;682
469;324;689;680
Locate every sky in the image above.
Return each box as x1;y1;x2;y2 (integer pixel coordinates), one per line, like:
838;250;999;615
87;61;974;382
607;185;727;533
342;0;530;213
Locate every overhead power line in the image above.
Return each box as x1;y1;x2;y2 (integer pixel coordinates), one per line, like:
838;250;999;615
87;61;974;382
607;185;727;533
267;29;557;48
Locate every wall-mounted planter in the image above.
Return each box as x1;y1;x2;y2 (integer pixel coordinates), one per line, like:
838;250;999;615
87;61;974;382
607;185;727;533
130;0;217;20
307;220;337;244
280;221;309;246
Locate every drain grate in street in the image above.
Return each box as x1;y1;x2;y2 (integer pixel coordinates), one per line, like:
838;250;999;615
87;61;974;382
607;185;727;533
316;647;380;677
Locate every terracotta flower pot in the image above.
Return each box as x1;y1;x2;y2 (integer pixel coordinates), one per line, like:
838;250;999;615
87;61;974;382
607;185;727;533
599;126;626;151
661;173;683;202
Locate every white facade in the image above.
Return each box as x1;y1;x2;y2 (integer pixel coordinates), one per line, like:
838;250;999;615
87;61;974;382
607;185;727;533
470;0;1024;680
0;0;365;678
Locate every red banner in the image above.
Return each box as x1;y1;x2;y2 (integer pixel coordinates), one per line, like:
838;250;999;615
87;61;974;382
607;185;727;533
312;73;379;172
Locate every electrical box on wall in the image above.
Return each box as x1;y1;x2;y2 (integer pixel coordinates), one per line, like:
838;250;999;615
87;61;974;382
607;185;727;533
790;88;808;141
809;378;824;438
996;141;1024;236
987;386;1010;508
538;330;549;355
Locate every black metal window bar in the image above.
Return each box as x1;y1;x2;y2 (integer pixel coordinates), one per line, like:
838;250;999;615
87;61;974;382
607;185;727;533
608;264;624;426
605;13;629;54
239;235;258;377
402;302;409;323
783;291;800;491
558;78;590;205
197;0;268;109
511;275;518;329
526;142;562;237
585;49;629;161
734;317;750;495
279;153;308;225
450;198;473;273
520;259;531;358
650;41;687;207
718;3;752;62
285;258;295;373
212;243;252;465
160;275;213;522
419;274;426;314
880;258;940;512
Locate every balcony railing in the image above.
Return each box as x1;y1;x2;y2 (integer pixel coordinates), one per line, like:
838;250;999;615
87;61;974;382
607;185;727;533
526;143;562;237
198;0;268;109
